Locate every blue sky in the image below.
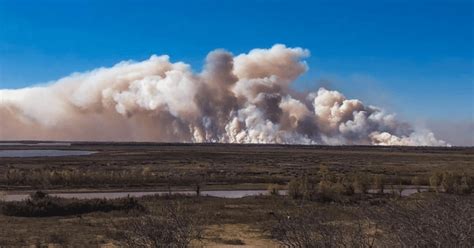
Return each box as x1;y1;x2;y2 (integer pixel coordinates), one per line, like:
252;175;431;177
1;0;472;122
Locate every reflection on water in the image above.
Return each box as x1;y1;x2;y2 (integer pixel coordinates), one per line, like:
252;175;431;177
3;190;280;202
0;142;71;146
2;188;428;202
0;150;95;158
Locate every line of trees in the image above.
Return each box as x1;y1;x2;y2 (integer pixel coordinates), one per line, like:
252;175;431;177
284;166;387;202
280;166;472;202
0;167;286;189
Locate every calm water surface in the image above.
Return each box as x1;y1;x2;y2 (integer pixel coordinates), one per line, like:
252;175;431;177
0;142;71;146
3;190;280;202
0;150;95;158
2;188;427;202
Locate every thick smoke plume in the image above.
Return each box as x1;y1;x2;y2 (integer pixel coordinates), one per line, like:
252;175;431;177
0;44;447;146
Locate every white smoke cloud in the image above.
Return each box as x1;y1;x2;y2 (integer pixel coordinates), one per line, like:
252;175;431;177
0;44;448;146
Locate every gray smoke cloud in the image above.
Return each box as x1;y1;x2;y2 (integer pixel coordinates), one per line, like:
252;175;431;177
0;44;448;146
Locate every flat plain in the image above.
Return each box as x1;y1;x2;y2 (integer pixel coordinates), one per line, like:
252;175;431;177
0;143;472;247
1;143;473;190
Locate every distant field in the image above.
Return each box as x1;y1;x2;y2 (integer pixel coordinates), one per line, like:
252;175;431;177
0;142;473;191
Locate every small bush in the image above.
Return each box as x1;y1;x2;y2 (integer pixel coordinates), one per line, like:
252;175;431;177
270;207;376;248
339;176;355;195
429;171;443;192
331;181;349;195
428;171;472;195
317;180;334;202
288;178;303;199
352;174;370;194
443;172;472;194
117;202;203;248
411;176;422;192
318;165;334;182
267;184;281;196
441;172;457;193
288;176;311;200
458;174;472;194
373;175;385;194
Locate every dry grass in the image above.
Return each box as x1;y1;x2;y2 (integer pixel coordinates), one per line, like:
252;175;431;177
0;143;472;247
0;193;472;247
1;144;472;190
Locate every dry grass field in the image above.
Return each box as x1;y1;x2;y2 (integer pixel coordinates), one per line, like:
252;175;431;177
0;143;472;247
1;143;472;190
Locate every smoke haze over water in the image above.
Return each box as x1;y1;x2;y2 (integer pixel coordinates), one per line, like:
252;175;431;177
0;44;447;146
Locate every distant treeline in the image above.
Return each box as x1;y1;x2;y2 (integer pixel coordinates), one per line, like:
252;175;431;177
1;165;472;195
0;167;286;189
277;167;472;203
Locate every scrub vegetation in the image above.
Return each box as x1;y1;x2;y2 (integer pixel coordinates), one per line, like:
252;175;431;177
0;143;472;247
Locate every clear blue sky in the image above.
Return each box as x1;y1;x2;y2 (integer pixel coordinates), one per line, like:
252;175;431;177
0;0;472;121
